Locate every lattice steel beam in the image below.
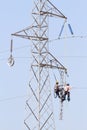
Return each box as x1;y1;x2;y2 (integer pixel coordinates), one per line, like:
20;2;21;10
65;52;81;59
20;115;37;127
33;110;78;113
12;0;67;129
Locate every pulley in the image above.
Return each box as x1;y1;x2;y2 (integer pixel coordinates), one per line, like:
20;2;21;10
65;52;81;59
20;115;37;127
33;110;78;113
7;55;15;67
7;39;15;67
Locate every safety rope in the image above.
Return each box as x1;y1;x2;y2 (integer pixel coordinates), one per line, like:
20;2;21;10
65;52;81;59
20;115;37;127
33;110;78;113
59;100;63;120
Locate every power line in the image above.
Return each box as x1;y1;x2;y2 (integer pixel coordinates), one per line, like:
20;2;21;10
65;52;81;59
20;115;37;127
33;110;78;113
0;35;87;59
0;95;27;102
1;56;87;63
72;87;87;90
0;87;87;102
49;35;87;43
0;35;87;55
0;45;30;54
0;57;32;62
54;56;87;58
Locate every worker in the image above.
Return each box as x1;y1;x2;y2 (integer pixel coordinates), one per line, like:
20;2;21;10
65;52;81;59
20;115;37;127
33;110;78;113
54;81;65;101
64;83;71;101
54;81;61;98
59;87;66;102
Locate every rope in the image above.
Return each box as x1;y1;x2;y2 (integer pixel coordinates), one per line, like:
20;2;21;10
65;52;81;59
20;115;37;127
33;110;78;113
59;101;63;120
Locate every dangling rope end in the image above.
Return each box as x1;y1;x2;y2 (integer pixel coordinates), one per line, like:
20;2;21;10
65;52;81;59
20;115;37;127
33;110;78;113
59;100;63;120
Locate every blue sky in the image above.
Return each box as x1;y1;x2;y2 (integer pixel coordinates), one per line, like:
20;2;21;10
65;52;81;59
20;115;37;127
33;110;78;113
0;0;87;130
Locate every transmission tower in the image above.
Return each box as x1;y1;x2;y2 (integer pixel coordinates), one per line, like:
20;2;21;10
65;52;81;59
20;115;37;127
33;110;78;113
11;0;68;129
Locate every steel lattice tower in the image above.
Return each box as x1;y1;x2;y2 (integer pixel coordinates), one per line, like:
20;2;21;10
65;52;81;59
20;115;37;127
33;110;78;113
11;0;68;129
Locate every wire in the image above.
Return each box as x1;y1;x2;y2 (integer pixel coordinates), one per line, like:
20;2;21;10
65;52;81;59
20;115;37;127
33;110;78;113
49;35;87;43
0;56;32;62
0;35;87;56
1;56;87;63
14;56;32;59
53;56;87;58
0;87;86;103
0;35;87;55
0;45;30;54
0;95;27;102
0;35;87;62
72;87;87;90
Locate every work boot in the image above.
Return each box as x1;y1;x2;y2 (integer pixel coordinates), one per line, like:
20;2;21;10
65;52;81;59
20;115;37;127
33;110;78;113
67;92;70;101
67;96;70;101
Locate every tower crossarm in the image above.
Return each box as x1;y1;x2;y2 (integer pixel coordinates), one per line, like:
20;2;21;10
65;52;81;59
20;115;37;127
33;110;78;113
11;0;67;41
48;52;67;73
46;0;67;19
31;51;67;74
32;0;67;19
11;25;48;41
35;11;67;19
32;63;67;71
12;33;48;41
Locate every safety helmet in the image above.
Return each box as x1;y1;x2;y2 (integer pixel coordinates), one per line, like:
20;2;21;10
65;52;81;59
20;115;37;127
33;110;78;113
56;81;59;84
67;83;69;86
